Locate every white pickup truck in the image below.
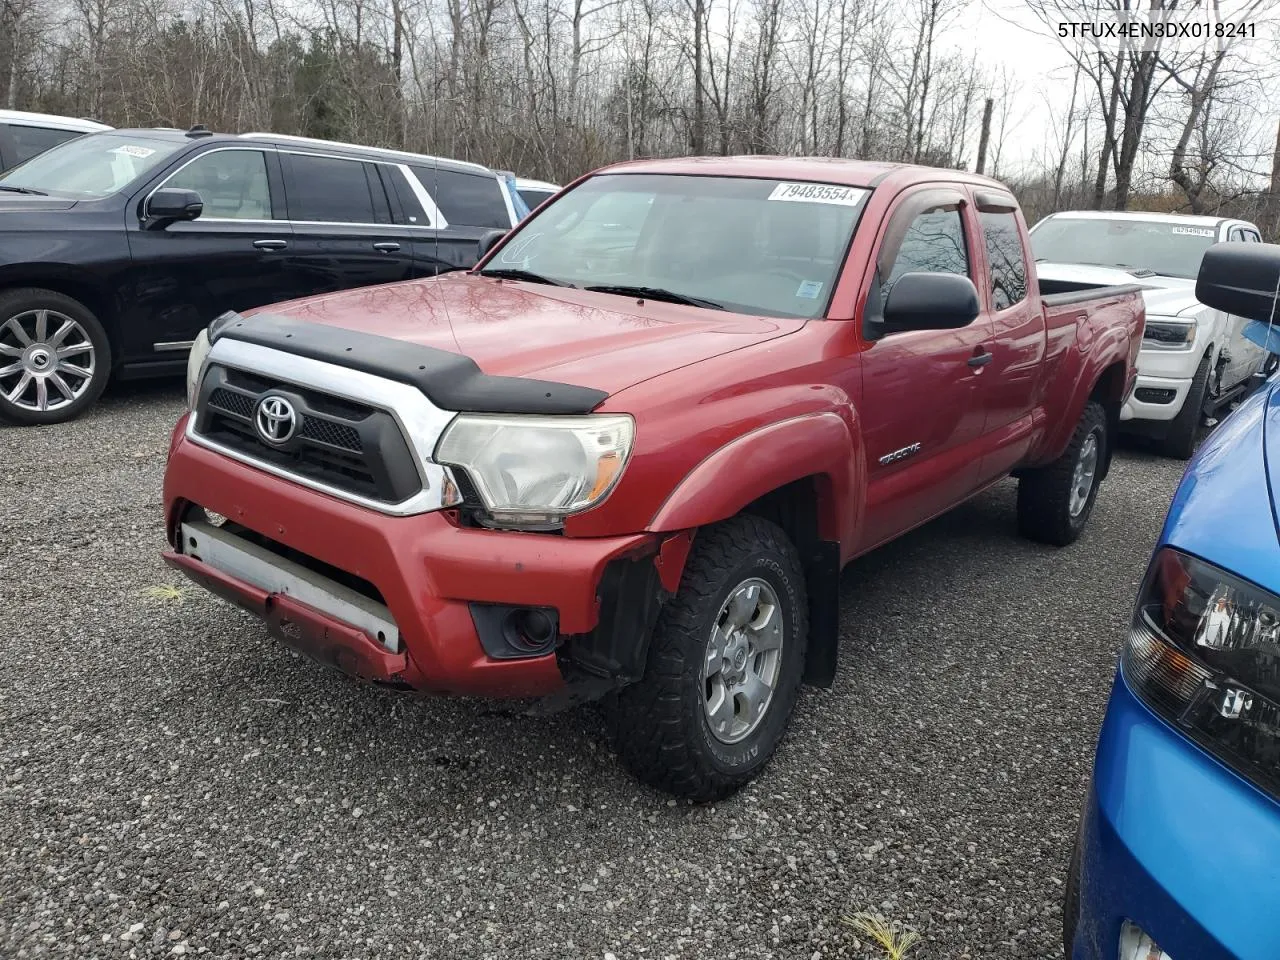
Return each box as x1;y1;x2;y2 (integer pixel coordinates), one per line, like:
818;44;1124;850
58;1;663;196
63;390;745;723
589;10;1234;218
1031;211;1273;458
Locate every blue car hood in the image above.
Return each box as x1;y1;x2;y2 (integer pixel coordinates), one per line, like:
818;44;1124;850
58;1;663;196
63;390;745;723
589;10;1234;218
1161;380;1280;595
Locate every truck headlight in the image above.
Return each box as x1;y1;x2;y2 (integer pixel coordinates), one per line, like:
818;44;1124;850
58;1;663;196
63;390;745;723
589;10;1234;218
1142;317;1196;348
185;328;212;409
435;414;635;529
1124;548;1280;799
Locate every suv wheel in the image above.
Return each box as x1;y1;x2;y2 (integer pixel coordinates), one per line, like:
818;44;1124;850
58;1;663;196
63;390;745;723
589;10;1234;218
1016;400;1108;546
0;288;111;426
604;515;808;801
1160;353;1212;460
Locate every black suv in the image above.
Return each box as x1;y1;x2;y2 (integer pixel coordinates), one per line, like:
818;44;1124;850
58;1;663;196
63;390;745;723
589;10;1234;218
0;127;520;425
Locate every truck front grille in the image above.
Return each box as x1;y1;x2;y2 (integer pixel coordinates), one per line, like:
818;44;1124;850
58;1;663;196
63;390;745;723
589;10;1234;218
193;365;423;505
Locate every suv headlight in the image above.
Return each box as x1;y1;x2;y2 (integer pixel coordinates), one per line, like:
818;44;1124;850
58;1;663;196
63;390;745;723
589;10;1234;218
1124;548;1280;799
185;328;212;409
435;413;634;530
1142;316;1197;348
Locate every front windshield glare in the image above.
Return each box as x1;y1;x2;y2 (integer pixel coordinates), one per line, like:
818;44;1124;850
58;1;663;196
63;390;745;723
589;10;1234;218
0;133;182;199
482;174;868;318
1031;217;1217;279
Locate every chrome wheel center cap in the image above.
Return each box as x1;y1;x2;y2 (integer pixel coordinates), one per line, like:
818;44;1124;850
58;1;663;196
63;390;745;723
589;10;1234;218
25;347;52;373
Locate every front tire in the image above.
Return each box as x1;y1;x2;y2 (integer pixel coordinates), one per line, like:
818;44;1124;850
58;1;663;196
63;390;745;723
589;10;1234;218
1159;353;1212;460
605;515;808;802
0;288;111;426
1017;400;1108;547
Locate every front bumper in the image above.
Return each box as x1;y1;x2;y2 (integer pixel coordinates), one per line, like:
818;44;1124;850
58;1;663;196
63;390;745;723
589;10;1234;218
162;415;660;697
1120;373;1191;423
1070;669;1280;960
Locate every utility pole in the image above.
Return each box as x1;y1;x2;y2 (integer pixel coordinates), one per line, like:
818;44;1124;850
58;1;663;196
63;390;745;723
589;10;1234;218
975;97;993;175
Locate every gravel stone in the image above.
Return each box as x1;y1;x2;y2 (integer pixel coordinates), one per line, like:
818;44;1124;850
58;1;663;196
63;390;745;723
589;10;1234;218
0;380;1190;957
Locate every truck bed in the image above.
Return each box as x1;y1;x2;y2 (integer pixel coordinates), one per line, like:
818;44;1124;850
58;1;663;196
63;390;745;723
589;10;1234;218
1039;278;1146;306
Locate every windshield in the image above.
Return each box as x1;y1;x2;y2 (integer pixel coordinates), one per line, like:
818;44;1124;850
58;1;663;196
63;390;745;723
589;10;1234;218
0;132;184;199
482;173;869;318
1030;217;1218;279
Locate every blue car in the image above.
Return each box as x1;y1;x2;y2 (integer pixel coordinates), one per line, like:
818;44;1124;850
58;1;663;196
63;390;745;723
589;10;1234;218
1066;241;1280;959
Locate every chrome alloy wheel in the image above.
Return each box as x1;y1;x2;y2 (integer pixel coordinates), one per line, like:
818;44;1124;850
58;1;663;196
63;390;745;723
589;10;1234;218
0;310;96;413
702;577;785;744
1069;431;1099;518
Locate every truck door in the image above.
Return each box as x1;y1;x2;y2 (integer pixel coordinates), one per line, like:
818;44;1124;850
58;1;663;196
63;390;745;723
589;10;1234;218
855;187;994;552
972;191;1046;479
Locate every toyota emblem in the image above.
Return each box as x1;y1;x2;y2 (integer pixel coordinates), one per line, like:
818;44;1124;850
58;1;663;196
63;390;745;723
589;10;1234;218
255;395;298;444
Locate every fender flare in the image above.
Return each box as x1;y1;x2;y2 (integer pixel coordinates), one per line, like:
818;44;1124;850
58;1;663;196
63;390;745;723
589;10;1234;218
646;410;861;689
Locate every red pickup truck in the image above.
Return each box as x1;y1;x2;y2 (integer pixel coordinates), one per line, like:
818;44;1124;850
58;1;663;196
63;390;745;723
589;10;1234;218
162;157;1143;800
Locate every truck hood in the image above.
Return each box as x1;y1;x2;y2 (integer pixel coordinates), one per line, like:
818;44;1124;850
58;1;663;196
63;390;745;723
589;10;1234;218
257;273;807;395
0;196;80;213
1037;261;1204;319
1162;381;1280;594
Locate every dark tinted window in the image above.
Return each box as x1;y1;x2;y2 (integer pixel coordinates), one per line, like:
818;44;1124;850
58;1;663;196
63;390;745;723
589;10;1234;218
412;167;510;228
285;154;376;223
9;124;84;164
886;205;969;285
980;210;1027;309
519;188;555;210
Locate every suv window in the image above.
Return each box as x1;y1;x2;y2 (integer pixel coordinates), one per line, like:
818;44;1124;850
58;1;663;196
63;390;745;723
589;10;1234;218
285;154;377;223
980;210;1027;309
886;204;969;286
160;149;273;220
8;124;84;164
411;167;510;228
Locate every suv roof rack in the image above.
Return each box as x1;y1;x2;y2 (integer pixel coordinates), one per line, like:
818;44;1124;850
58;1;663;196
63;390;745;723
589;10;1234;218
238;133;492;174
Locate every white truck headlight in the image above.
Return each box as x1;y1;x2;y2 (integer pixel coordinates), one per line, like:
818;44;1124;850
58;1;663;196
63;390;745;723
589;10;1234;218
435;414;635;529
1142;316;1196;348
185;328;212;409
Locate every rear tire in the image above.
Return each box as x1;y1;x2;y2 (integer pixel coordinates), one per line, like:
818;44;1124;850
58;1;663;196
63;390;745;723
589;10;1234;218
604;515;807;802
1159;353;1212;461
1017;400;1107;547
0;288;111;426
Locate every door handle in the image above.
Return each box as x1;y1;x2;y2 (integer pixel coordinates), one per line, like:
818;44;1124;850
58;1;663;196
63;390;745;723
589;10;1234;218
253;239;288;250
373;242;402;253
968;348;994;369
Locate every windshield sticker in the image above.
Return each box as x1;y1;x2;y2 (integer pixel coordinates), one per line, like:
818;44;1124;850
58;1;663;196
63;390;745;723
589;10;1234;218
768;183;867;207
1171;226;1215;237
795;280;824;299
110;145;157;159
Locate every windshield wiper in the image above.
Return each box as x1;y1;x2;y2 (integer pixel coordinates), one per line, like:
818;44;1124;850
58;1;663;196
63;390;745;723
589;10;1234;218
0;185;47;196
479;267;573;287
584;284;725;310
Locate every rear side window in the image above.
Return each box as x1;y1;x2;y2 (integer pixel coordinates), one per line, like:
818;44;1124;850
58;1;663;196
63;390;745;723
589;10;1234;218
886;205;969;285
285;154;376;223
519;188;555;210
980;210;1028;309
411;167;510;228
8;124;84;164
160;149;273;220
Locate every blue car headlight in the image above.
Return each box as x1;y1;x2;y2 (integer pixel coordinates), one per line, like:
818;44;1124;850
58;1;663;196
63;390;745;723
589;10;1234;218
1125;547;1280;799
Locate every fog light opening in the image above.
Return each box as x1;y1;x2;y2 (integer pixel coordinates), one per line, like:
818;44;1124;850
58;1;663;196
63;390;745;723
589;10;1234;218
503;608;558;654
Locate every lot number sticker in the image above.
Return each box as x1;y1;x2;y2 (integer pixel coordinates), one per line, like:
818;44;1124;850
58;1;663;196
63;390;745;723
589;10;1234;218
768;183;867;207
1172;226;1215;237
110;145;157;159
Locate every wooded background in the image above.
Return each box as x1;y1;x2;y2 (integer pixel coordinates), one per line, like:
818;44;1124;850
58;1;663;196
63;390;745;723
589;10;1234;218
3;0;1279;232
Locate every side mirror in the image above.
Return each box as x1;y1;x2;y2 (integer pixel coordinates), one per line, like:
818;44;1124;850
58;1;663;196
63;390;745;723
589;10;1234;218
477;229;508;260
145;188;203;227
1196;241;1280;322
882;272;980;333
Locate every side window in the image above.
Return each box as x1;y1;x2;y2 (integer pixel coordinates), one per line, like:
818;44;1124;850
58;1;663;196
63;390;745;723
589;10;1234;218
885;204;969;287
285;154;377;223
160;149;273;220
1244;230;1262;243
411;167;510;229
980;210;1028;310
1229;227;1244;242
10;125;83;164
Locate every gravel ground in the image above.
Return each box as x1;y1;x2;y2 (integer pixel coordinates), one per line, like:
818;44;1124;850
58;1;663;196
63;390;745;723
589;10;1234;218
1;379;1191;960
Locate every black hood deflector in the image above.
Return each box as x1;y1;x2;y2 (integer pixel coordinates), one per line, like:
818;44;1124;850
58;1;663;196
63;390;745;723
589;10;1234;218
212;311;608;415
